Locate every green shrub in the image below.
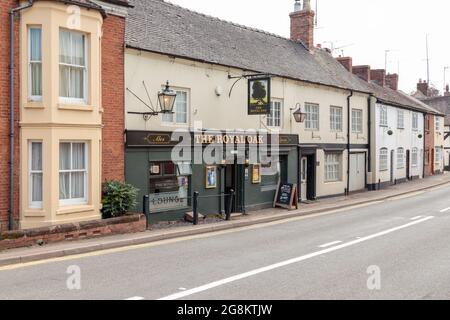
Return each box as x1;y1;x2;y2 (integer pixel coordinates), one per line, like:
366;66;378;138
101;181;139;219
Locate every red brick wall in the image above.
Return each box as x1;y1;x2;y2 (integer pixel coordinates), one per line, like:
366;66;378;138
352;65;371;82
0;1;20;231
290;10;315;49
101;14;125;182
424;114;435;176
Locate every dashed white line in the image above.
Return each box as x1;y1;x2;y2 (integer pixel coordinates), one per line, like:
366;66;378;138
158;216;434;300
411;216;423;220
318;241;342;248
125;296;144;300
440;207;450;213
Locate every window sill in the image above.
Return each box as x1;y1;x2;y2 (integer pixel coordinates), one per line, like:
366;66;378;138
57;104;94;111
57;204;94;216
324;180;343;185
23;209;46;218
24;102;44;109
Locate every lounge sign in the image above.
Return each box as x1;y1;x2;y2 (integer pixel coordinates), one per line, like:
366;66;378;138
248;77;271;115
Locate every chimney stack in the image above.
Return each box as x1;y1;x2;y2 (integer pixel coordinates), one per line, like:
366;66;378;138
445;84;450;96
417;79;429;96
352;65;371;82
370;69;386;87
385;73;399;91
290;0;315;49
337;56;353;73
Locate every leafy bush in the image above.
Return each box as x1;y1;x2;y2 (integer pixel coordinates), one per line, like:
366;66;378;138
101;181;139;219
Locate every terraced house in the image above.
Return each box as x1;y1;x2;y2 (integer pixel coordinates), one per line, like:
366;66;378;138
0;0;129;231
124;0;376;222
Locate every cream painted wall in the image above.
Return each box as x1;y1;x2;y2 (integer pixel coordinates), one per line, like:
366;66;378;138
125;49;369;145
125;49;370;199
19;2;103;229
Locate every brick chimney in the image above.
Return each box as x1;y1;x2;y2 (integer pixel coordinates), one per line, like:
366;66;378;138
417;79;429;96
337;56;353;73
385;73;399;91
290;0;315;49
445;84;450;96
352;65;371;82
370;69;386;87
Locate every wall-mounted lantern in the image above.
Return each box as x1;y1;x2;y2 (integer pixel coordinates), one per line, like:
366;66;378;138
158;81;177;113
127;80;177;121
292;103;306;123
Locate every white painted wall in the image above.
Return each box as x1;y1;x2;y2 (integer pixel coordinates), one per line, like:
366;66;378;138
374;103;424;183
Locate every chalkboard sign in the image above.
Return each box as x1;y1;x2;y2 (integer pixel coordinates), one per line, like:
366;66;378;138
273;183;298;210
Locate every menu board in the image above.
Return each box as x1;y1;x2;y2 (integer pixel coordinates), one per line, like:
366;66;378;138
273;183;298;210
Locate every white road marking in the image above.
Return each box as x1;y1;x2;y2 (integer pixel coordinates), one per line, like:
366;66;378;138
318;241;342;248
158;216;435;300
179;288;187;291
440;207;450;213
125;296;144;300
411;216;423;220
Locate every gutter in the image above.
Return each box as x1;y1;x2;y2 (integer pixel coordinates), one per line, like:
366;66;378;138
346;90;353;195
9;0;34;231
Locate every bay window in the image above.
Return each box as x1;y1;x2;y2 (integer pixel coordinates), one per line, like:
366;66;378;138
30;142;43;208
59;29;87;104
29;27;42;100
59;142;88;205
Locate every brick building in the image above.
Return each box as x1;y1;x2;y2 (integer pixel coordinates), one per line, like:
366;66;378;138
0;0;129;231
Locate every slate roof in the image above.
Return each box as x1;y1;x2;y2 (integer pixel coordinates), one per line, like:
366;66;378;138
420;96;450;124
125;0;371;93
125;0;440;115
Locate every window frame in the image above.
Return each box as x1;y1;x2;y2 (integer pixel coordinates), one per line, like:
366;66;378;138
58;29;89;105
59;141;88;206
379;105;388;127
324;152;342;183
435;147;442;165
267;100;282;128
352;108;363;133
28;26;42;102
330;106;343;132
162;89;189;125
29;141;43;209
397;148;404;169
379;148;388;171
436;117;441;132
411;148;419;167
412;112;419;131
305;103;319;131
397;109;405;129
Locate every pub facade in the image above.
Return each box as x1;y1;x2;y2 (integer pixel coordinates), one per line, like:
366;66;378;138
124;0;372;221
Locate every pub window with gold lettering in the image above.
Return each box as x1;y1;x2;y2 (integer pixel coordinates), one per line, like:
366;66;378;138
148;161;192;213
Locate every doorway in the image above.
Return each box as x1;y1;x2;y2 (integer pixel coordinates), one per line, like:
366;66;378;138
390;149;394;183
224;164;243;213
349;153;366;192
279;155;288;184
300;152;316;202
406;150;410;180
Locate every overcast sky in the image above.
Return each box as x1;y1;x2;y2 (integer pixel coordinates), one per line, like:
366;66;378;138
167;0;450;94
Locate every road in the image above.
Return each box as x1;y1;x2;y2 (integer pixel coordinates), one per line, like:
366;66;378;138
1;184;450;300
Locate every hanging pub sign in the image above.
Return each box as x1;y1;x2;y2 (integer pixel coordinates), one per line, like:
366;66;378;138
248;77;271;115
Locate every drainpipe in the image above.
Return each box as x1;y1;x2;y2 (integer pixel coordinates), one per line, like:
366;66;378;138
367;95;372;174
8;0;34;230
346;90;353;195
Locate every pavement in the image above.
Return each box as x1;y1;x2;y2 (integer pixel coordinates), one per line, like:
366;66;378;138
0;173;449;270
